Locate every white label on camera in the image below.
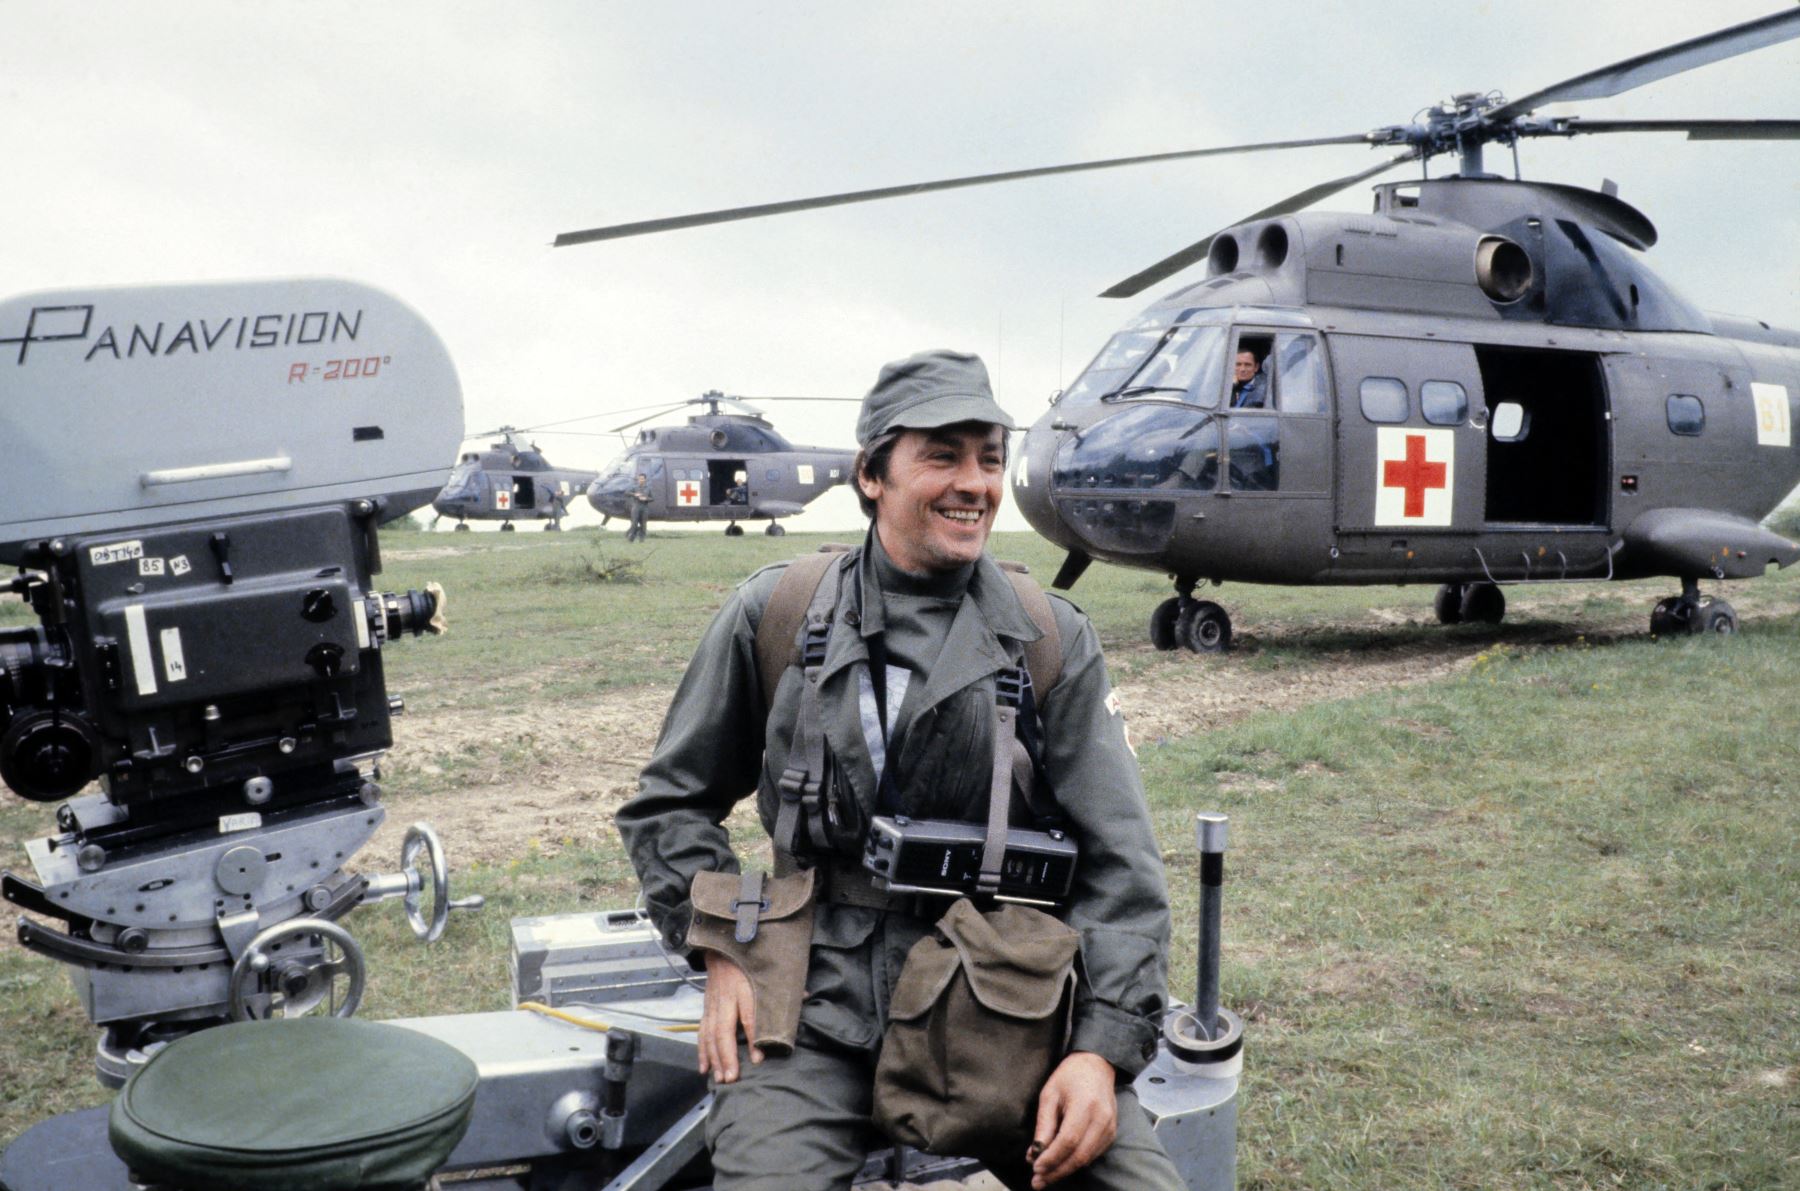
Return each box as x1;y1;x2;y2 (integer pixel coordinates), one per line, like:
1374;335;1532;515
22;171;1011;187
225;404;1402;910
138;557;166;577
90;540;143;567
160;628;187;682
219;813;262;834
124;604;156;696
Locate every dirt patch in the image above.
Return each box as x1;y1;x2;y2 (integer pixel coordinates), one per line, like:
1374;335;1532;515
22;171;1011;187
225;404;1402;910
373;684;678;866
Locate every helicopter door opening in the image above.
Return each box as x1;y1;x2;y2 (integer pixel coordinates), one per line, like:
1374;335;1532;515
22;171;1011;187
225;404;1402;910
511;478;536;509
1474;346;1607;526
708;459;750;506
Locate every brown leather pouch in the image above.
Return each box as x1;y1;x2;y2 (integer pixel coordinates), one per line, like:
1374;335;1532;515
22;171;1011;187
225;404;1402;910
872;898;1078;1159
687;867;817;1056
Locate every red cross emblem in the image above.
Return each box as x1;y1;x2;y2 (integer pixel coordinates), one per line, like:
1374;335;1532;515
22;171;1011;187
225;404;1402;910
676;481;700;507
1374;427;1453;526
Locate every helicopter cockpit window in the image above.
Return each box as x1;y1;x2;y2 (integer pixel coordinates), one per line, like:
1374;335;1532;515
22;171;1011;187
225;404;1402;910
1666;394;1704;436
442;460;480;498
1359;377;1408;424
1421;380;1468;426
1272;333;1327;414
1060;324;1228;409
1052;404;1222;492
1226;419;1279;491
1059;329;1164;407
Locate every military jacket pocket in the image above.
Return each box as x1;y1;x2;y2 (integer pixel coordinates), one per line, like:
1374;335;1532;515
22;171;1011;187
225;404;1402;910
872;899;1078;1160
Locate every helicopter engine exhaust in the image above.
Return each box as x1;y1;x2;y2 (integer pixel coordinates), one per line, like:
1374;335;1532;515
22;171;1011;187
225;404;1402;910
1475;235;1533;304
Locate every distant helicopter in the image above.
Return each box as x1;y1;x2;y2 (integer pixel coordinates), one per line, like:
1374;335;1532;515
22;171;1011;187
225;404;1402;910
556;9;1800;647
431;427;598;531
585;391;857;536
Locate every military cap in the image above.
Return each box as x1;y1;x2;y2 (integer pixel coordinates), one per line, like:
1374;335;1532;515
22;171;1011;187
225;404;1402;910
855;349;1016;446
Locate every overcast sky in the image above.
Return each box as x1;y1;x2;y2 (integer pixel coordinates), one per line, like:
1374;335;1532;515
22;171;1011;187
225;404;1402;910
4;1;1796;531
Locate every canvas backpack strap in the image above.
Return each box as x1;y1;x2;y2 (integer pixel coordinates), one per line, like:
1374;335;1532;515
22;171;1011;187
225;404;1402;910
771;559;846;862
995;562;1063;695
755;545;853;712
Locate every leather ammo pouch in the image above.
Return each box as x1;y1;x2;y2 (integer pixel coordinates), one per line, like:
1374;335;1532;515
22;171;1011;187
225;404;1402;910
687;868;817;1056
873;898;1079;1158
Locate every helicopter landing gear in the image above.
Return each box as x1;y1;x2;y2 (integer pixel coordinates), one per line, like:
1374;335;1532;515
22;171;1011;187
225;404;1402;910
453;522;471;533
1179;600;1232;653
543;522;561;532
764;522;786;536
1154;582;1232;653
1650;578;1737;638
500;522;516;533
1434;582;1504;625
1149;597;1182;650
725;523;745;537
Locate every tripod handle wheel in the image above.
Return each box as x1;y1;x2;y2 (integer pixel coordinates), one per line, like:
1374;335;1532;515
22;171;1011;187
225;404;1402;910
227;917;366;1022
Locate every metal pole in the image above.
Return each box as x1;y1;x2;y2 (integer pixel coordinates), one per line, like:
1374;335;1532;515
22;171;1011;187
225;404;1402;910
1195;813;1228;1041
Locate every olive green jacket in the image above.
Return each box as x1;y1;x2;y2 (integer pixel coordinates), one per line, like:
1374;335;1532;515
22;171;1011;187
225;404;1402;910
616;544;1171;1076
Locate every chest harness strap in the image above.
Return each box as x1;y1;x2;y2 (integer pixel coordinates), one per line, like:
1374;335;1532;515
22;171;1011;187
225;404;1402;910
771;562;844;863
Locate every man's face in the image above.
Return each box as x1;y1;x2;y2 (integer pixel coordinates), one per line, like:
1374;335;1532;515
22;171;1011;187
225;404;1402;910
636;474;647;483
1234;352;1258;384
861;422;1005;573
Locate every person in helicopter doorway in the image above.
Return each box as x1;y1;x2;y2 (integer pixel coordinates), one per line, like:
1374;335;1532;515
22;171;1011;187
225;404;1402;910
727;470;750;506
1229;349;1267;408
616;349;1182;1191
627;472;652;542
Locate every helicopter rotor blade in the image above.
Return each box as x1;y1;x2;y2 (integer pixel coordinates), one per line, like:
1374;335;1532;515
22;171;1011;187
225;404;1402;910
1541;117;1800;140
1099;150;1418;299
554;134;1376;247
1487;8;1800;122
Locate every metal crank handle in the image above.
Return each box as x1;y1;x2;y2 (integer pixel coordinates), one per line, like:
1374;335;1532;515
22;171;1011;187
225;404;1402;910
360;822;486;942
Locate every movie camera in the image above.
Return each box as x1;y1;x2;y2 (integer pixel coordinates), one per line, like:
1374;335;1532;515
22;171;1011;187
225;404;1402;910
0;278;482;1083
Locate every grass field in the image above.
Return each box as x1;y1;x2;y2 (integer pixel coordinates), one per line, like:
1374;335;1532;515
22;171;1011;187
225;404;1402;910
2;525;1796;1188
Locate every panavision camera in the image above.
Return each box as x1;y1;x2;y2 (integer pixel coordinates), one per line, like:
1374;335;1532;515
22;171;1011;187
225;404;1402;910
0;278;480;1082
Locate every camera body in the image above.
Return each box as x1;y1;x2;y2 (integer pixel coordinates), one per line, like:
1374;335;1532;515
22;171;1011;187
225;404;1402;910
862;814;1078;907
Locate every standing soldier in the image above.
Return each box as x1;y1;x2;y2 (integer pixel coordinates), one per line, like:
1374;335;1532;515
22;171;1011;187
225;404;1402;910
616;349;1180;1190
627;472;652;542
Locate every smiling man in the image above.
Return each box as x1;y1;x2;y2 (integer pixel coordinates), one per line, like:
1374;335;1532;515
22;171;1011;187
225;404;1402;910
616;350;1179;1190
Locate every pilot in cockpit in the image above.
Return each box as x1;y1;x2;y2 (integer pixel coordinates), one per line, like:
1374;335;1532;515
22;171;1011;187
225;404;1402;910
1229;350;1267;408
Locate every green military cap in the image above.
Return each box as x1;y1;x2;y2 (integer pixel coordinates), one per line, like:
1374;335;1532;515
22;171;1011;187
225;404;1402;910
856;349;1016;447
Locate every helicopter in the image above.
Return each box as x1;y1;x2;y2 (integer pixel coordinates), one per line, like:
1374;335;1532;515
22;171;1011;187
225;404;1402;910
430;426;599;531
584;391;858;536
554;8;1800;649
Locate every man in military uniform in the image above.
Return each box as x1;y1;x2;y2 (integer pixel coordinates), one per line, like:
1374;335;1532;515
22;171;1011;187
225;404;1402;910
627;472;652;542
617;350;1180;1190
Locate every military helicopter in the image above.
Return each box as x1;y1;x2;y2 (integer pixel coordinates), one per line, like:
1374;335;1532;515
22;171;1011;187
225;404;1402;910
554;9;1800;649
430;426;599;531
585;391;858;536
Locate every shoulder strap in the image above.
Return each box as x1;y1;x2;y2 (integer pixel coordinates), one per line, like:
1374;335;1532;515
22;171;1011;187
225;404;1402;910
755;545;852;711
995;562;1063;695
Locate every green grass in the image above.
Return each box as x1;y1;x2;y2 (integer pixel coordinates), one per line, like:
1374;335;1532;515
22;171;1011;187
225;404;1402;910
3;527;1798;1187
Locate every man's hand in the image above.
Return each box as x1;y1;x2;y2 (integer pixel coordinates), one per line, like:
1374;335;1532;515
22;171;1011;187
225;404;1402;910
1028;1051;1117;1188
697;951;761;1082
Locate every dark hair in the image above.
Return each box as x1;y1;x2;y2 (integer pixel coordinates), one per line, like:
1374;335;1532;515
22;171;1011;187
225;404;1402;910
853;425;1011;519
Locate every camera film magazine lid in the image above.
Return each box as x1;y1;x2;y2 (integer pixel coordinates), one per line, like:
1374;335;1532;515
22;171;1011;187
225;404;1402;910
0;278;463;557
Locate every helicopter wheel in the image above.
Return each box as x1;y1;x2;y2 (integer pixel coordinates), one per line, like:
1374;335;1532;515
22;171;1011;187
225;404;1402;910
1649;596;1689;637
1177;600;1232;653
500;522;516;533
725;523;745;537
543;522;561;532
1434;583;1466;625
1459;582;1505;625
1149;597;1182;650
1695;598;1738;637
765;522;786;536
453;523;470;533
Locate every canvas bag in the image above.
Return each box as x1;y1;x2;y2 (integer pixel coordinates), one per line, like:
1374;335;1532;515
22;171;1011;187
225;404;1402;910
687;867;817;1055
873;897;1079;1158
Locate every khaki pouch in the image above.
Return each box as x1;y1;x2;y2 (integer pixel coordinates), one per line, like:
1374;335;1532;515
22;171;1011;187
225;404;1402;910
687;868;817;1056
873;898;1078;1159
